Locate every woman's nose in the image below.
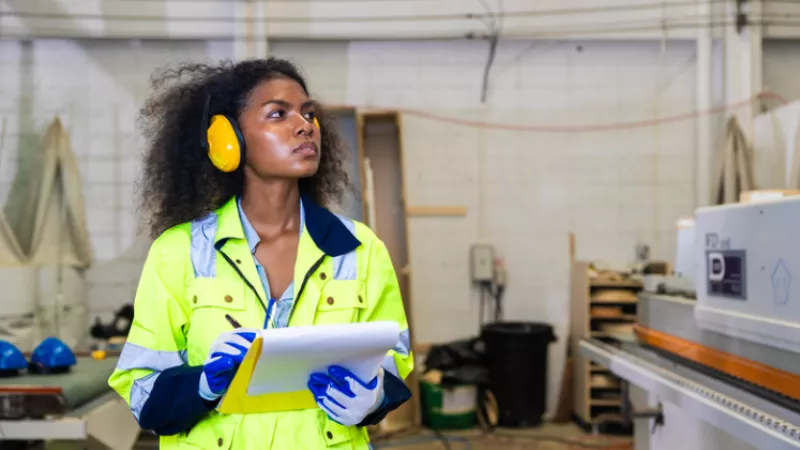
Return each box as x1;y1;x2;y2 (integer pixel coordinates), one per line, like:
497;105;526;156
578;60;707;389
295;115;315;136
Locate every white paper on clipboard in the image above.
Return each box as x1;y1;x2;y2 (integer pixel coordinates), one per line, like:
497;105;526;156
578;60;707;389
246;321;400;396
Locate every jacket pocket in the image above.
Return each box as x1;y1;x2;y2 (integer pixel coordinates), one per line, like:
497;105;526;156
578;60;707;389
177;413;239;449
318;410;359;448
184;277;247;365
188;277;247;311
314;280;367;325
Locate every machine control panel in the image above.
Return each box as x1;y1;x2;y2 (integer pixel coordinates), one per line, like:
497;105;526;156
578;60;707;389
706;249;747;301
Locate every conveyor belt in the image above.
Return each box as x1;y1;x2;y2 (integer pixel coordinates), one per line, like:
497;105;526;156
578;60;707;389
580;338;800;450
645;341;800;414
636;293;800;404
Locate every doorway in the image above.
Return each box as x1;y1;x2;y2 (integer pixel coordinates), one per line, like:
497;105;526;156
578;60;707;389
360;112;418;430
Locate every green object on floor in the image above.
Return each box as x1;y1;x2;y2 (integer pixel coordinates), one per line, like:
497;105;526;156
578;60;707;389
419;379;477;430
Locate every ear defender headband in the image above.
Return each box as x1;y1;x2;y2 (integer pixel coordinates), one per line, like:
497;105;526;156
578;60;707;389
203;95;321;173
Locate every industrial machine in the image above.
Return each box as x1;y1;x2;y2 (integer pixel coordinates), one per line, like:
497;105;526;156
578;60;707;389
580;194;800;450
0;339;139;450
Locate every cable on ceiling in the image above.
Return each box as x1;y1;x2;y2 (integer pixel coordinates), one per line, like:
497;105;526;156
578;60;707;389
0;0;737;24
324;91;789;134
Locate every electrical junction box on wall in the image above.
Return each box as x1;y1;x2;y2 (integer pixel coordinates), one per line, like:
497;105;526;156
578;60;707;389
470;243;495;283
694;196;800;354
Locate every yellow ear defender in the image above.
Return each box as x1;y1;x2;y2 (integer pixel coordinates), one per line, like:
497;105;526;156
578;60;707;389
203;95;245;173
204;95;321;173
207;115;244;173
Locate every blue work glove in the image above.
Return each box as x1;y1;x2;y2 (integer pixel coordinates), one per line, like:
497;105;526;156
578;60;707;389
198;328;258;401
308;365;386;426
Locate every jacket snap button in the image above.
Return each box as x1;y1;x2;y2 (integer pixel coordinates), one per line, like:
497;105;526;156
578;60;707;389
327;297;334;305
320;272;327;280
192;296;198;304
224;295;233;303
358;295;363;303
326;431;333;439
217;438;223;447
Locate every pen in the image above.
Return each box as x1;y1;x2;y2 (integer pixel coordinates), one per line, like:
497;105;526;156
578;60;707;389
225;314;243;329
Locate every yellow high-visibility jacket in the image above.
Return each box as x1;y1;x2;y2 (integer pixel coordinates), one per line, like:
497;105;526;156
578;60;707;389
108;195;413;449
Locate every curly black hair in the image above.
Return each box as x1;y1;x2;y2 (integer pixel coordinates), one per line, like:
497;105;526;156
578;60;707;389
137;57;349;239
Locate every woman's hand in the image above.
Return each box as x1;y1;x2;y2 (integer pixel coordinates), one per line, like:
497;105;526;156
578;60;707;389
307;366;386;426
198;328;259;401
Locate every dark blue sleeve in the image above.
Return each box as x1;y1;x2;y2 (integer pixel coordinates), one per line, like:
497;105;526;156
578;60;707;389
358;371;412;427
137;365;217;436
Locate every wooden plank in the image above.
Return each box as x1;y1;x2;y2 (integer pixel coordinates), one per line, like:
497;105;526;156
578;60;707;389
363;111;420;431
590;298;638;305
590;279;642;289
590;331;613;338
590;413;626;424
570;261;591;421
397;113;424;431
590;305;624;318
406;205;467;217
569;232;576;263
355;112;369;225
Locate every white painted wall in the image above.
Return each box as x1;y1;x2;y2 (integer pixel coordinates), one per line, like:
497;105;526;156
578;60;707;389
345;39;698;340
344;40;699;413
0;36;698;413
1;33;799;412
0;38;236;324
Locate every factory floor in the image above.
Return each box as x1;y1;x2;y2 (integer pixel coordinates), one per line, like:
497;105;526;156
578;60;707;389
133;423;631;449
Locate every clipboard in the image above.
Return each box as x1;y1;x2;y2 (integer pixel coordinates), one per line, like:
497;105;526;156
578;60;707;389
217;321;400;415
218;336;317;414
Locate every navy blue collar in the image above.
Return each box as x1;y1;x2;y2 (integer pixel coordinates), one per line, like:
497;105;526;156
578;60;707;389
300;194;361;257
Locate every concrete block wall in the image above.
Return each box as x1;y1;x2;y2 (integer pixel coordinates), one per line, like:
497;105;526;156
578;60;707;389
334;40;698;413
0;39;236;324
0;37;797;412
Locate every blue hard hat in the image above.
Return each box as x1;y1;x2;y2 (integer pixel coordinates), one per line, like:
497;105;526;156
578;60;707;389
0;340;27;373
31;337;76;371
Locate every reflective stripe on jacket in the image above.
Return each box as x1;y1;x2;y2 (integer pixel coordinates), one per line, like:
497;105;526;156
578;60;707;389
108;195;413;449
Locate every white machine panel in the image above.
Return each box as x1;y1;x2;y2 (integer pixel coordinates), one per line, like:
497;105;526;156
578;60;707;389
694;197;800;354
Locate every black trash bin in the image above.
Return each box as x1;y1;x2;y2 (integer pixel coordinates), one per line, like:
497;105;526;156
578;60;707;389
481;322;556;427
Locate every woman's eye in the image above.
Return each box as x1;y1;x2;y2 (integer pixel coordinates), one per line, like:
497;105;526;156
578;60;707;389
267;109;285;119
304;111;316;120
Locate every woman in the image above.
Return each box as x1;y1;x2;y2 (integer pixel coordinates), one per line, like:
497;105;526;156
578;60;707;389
108;58;413;449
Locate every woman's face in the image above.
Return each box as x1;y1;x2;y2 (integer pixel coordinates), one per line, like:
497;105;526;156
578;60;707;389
238;76;321;180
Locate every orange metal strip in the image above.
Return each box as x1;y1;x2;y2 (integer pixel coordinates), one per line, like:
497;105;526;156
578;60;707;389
634;324;800;401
